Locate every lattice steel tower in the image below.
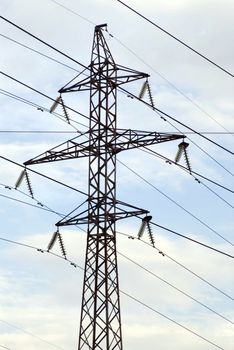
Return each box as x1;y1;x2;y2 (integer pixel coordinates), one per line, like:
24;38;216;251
24;24;183;350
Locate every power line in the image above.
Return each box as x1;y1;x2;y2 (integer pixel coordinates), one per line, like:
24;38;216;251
120;86;234;157
0;33;81;73
142;147;234;201
149;221;234;258
118;159;233;246
121;291;225;350
0;236;228;349
0;192;60;213
118;251;233;324
1;231;231;325
0;155;88;197
46;0;234;140
0;72;90;123
1;182;232;258
0;15;87;71
115;0;234;79
2;13;233;160
4;0;232;140
0;130;233;135
1;179;232;300
1;184;232;309
48;0;96;26
117;231;234;301
0;130;77;134
111;34;234;137
47;0;234;140
0;320;65;350
1;16;232;160
121;88;234;177
0;88;88;131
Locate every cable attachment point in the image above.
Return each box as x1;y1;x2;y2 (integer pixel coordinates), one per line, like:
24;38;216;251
138;215;152;239
60;97;70;124
146;220;155;247
58;231;67;259
24;170;34;198
47;228;67;259
138;79;155;108
146;81;155;109
175;141;192;173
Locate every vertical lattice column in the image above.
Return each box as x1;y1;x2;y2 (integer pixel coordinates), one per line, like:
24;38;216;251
78;25;122;350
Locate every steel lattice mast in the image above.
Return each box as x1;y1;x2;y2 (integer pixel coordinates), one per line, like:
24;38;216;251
24;24;183;350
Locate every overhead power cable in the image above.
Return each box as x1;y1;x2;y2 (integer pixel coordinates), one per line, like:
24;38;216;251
0;193;59;213
121;291;225;350
1;232;231;325
0;130;233;135
1;185;232;303
0;130;77;134
118;251;233;324
141;147;234;199
0;88;88;131
117;231;233;301
0;155;88;197
0;319;65;350
120;86;234;157
148;221;233;258
1;16;232;159
19;0;234;141
0;71;89;122
0;33;81;73
1;183;232;259
118;159;233;246
48;0;96;25
1;179;233;300
46;0;234;137
115;0;234;79
0;237;227;349
111;34;234;137
2;68;232;179
0;15;88;71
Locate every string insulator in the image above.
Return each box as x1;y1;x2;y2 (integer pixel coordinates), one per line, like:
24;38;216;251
147;222;155;247
139;81;148;99
49;96;61;113
138;215;152;239
47;230;59;251
183;148;192;174
15;169;26;189
58;232;67;259
61;98;70;124
147;83;155;109
175;141;189;163
24;170;34;198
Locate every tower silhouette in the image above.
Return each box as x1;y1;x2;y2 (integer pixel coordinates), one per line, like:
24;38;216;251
24;24;183;350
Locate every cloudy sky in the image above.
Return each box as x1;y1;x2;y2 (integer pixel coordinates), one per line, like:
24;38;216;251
0;0;233;349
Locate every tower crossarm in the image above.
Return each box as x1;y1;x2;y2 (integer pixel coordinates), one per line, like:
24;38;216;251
24;136;92;165
24;129;184;166
59;64;149;94
56;198;149;227
113;128;184;153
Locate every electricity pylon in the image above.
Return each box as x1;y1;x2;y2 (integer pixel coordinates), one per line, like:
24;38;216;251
24;24;183;350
